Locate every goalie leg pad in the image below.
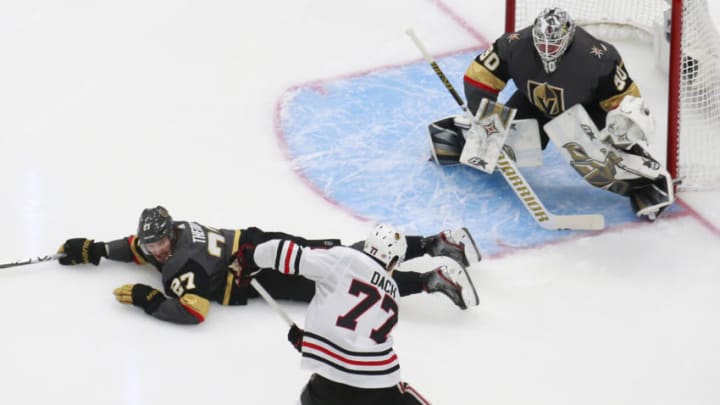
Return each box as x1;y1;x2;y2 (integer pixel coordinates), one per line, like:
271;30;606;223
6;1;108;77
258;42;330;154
505;118;543;168
544;104;645;192
427;116;465;166
544;104;675;220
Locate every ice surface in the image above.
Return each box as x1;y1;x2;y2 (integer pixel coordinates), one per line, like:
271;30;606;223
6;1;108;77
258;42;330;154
0;1;719;404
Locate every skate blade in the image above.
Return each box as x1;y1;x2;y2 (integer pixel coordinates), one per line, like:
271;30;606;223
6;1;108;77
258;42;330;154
452;227;482;264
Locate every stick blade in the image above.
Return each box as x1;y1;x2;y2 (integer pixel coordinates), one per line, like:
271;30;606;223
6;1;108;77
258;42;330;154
541;214;605;231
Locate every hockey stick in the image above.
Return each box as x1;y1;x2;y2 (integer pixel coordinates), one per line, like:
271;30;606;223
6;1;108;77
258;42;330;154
405;28;605;231
249;278;296;327
0;253;65;269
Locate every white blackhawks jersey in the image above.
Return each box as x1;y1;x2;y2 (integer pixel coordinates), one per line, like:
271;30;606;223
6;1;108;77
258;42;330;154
253;240;402;389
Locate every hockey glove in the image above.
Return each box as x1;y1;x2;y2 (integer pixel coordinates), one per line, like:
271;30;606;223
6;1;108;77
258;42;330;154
58;238;107;265
232;243;262;280
113;284;166;315
287;324;304;352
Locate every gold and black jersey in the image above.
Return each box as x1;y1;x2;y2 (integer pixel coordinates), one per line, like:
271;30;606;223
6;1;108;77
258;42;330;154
104;223;343;324
105;221;242;323
160;223;239;293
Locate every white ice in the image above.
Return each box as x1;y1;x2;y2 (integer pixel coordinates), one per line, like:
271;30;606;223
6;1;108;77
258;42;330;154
1;1;719;404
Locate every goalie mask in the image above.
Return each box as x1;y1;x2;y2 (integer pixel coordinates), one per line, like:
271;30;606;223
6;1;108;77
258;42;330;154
363;224;407;271
532;8;576;73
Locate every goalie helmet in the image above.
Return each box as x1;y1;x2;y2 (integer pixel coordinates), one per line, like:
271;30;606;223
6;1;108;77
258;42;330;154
363;224;407;270
532;7;576;73
137;206;174;245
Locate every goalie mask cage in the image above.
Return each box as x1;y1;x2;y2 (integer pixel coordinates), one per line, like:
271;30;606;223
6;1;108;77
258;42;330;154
506;0;720;190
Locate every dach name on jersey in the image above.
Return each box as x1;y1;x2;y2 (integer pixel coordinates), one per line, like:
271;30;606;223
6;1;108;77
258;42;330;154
371;271;397;299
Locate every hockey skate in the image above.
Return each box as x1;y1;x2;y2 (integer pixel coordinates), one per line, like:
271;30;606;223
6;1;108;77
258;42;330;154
421;261;480;309
423;227;481;266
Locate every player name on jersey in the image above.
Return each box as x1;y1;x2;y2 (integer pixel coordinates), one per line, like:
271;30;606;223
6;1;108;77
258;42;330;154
371;271;398;299
189;222;207;244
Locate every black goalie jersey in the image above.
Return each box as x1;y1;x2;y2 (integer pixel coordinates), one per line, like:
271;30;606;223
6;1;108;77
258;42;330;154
463;25;641;148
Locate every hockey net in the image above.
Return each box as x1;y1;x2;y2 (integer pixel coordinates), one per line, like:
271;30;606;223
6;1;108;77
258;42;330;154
506;0;720;190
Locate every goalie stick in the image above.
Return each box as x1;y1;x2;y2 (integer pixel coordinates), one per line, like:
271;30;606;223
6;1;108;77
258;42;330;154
0;253;65;269
405;28;605;231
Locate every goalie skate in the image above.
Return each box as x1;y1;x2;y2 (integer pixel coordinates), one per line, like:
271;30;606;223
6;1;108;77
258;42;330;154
421;260;480;309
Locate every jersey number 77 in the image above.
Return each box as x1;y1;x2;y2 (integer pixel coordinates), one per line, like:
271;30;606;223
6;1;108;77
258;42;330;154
336;279;398;344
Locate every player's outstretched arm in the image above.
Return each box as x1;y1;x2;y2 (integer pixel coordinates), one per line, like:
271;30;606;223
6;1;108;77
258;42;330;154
57;236;149;266
252;239;334;282
113;260;212;324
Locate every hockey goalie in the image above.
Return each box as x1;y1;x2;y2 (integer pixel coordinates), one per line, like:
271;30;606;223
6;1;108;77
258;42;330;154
426;7;675;221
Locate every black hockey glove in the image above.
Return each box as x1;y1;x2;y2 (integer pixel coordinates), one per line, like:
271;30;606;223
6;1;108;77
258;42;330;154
287;324;304;352
57;238;107;265
113;284;166;315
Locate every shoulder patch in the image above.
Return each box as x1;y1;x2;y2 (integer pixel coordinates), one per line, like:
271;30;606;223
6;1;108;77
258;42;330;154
589;45;606;59
506;32;520;43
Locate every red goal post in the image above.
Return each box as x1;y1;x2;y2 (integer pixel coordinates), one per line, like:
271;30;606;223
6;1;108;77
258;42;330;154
505;0;720;191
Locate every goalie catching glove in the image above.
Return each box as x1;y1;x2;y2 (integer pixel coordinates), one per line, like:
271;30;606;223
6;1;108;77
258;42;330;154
603;96;673;219
603;95;653;153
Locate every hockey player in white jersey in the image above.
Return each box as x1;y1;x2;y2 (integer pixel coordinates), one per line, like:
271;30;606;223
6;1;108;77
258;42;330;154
252;224;434;404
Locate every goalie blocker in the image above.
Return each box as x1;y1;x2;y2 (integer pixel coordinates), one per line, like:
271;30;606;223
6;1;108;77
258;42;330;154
428;102;542;169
